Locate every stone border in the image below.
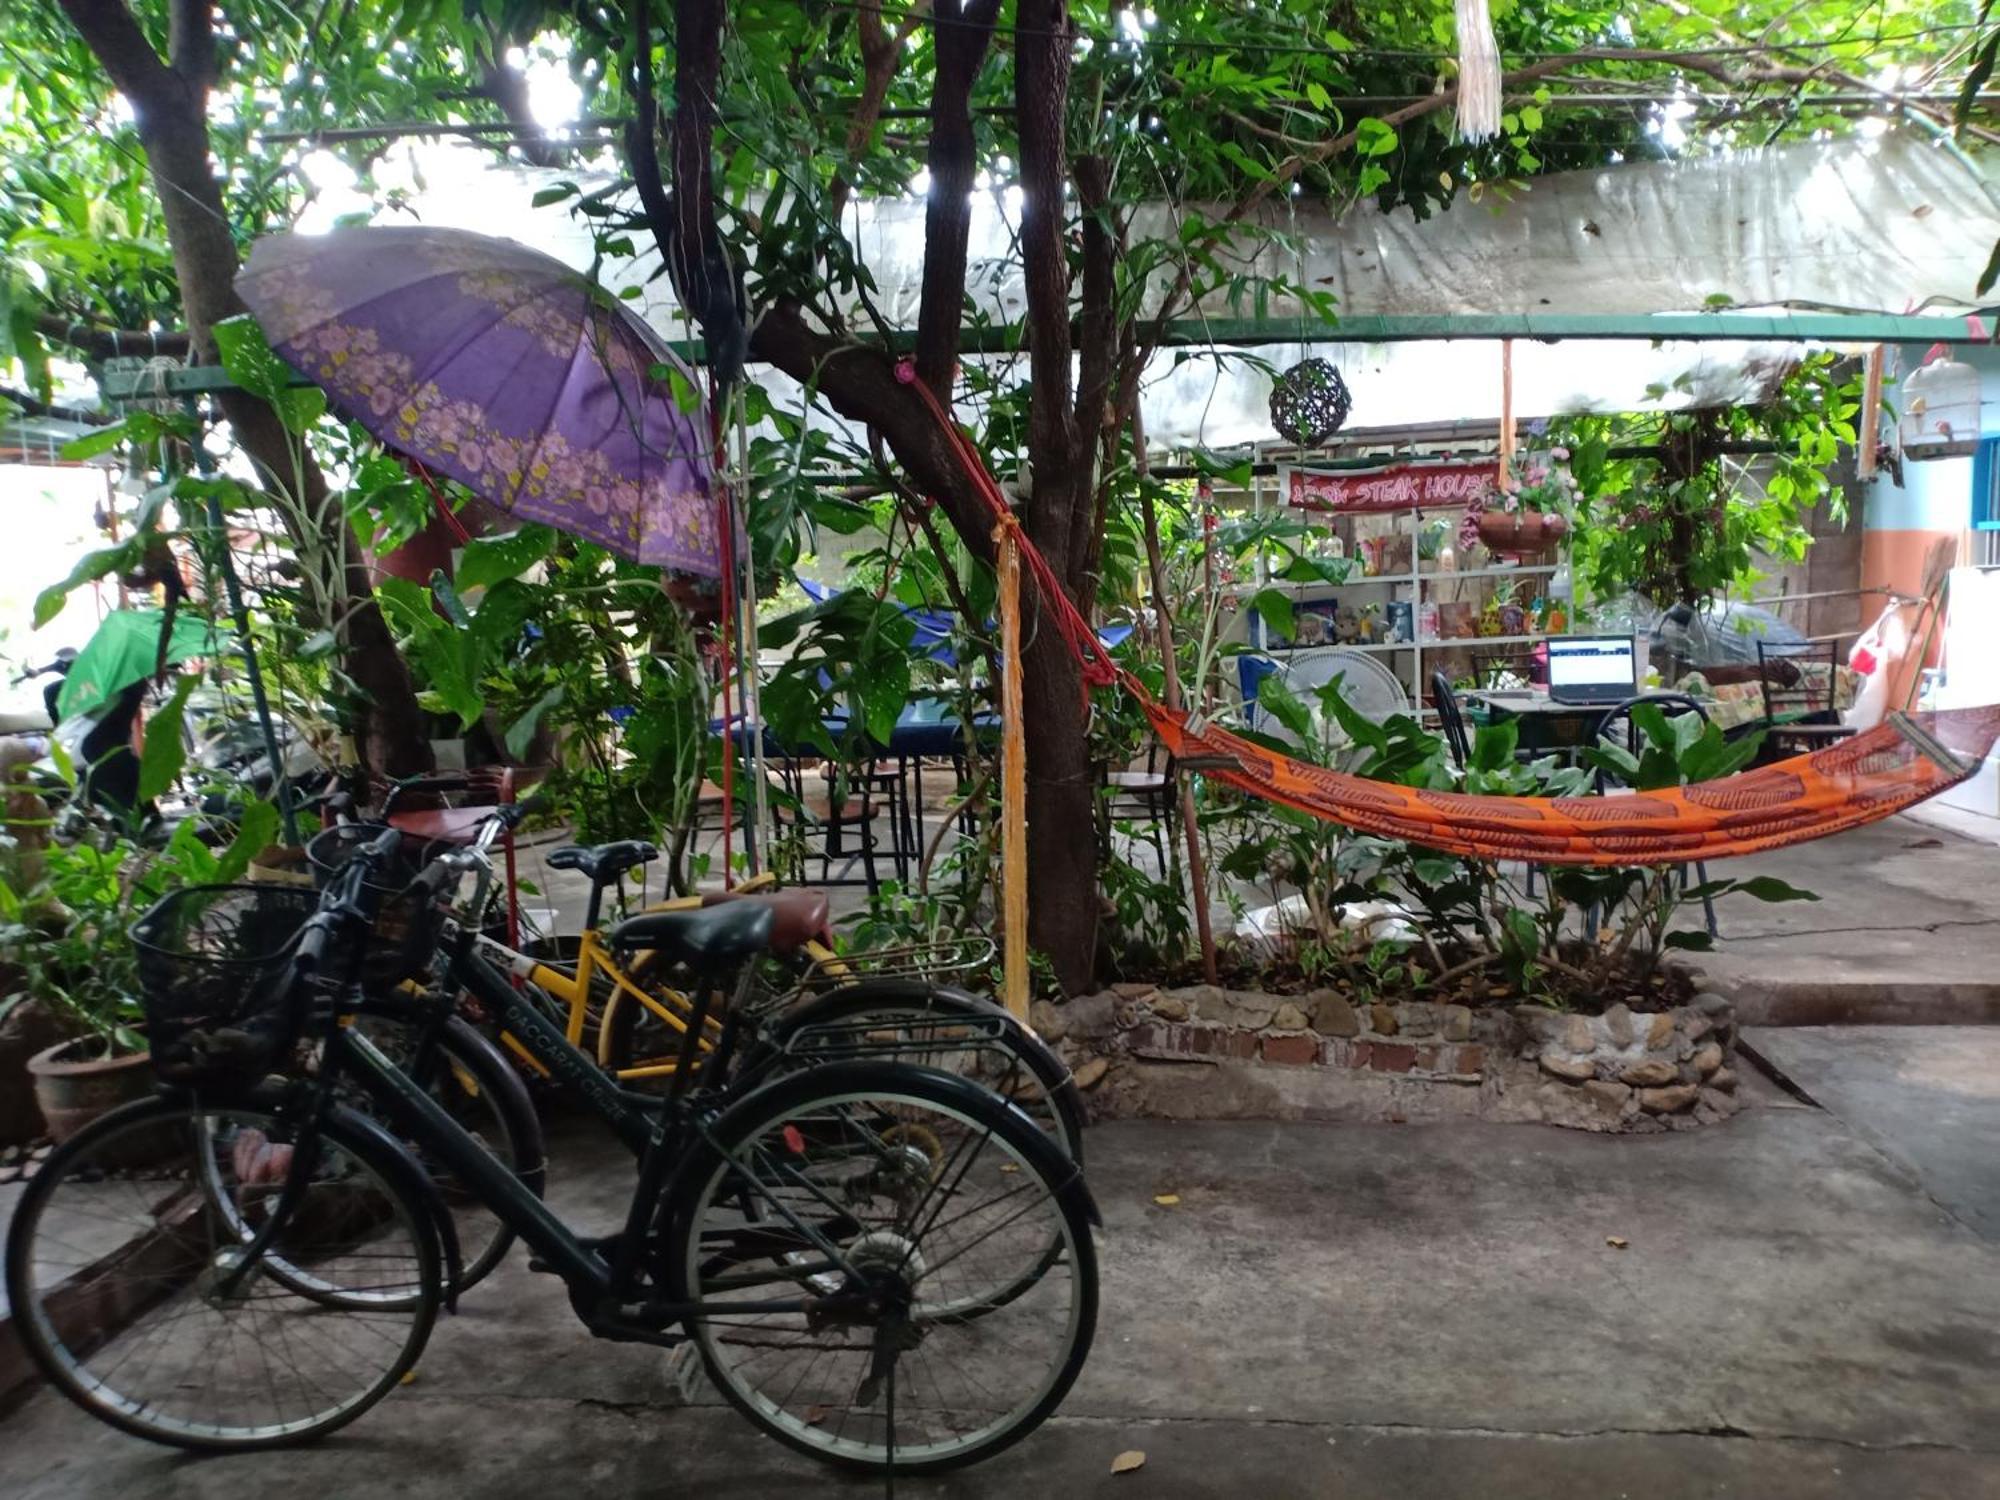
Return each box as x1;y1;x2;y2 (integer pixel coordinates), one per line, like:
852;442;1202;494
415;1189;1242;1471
1039;983;1741;1133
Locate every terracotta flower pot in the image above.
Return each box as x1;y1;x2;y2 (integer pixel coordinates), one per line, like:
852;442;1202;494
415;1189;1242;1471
1476;510;1569;552
0;999;71;1145
28;1035;154;1144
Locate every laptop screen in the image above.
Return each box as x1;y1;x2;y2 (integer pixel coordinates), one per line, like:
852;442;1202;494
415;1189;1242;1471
1546;636;1636;701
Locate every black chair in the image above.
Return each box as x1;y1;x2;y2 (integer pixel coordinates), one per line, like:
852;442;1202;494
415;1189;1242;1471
1591;692;1719;938
1755;640;1856;756
1100;740;1177;874
1431;671;1473;769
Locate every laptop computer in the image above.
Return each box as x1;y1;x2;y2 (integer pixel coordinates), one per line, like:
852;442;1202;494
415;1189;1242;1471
1545;634;1637;705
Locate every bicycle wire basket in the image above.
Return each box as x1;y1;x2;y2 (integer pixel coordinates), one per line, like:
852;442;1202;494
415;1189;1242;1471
304;823;446;988
132;883;323;1088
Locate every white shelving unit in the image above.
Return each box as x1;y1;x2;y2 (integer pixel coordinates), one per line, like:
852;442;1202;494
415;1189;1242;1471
1245;500;1573;710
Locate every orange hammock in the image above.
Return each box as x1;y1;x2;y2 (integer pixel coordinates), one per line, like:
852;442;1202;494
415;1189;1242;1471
1143;700;2000;867
892;364;2000;867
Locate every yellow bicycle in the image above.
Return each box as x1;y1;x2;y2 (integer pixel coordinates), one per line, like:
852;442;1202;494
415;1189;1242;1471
446;827;1085;1159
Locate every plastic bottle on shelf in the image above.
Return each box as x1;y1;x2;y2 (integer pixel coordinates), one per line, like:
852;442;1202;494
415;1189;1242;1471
1547;562;1572;634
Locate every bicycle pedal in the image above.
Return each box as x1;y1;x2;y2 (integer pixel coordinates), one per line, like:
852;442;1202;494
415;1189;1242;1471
662;1340;710;1405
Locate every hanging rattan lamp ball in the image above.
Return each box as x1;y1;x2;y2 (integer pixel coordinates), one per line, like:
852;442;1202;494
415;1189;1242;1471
1269;357;1353;447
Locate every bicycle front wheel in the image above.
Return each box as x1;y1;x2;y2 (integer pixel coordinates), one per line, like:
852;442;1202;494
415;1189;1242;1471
667;1061;1098;1475
5;1094;441;1450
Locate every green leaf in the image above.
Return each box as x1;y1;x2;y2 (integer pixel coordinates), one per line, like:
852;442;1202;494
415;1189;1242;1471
1354;118;1398;157
1470;718;1520;773
505;683;565;761
1247;587;1295;641
1254;673;1317;744
1411;855;1462;887
47;736;77;790
212;315;321;433
1500;905;1539;957
136;674;199;803
855;653;911;748
1319;679;1390;754
212;800;281;884
33;539;142;627
1357;164;1390;196
58;419;138;461
456;525;557;591
1732;875;1819;904
530;182;579;207
1978;238;2000;300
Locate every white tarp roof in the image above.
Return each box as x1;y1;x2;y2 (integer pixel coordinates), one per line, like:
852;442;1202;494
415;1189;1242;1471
368;132;1999;449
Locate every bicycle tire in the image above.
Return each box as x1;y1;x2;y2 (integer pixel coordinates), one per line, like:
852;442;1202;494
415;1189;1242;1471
5;1092;441;1451
765;979;1086;1163
203;1006;543;1299
602;975;1084;1163
664;1060;1097;1475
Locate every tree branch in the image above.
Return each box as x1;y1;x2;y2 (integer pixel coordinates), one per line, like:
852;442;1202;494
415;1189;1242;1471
0;385;104;426
35;313;190;361
167;0;213;91
1014;0;1081;584
913;0;1001;398
57;0;177;110
828;0;930;225
478;39;561;169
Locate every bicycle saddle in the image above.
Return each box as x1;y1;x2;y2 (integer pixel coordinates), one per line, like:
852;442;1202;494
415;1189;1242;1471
546;840;658;883
607;902;775;966
699;889;833;955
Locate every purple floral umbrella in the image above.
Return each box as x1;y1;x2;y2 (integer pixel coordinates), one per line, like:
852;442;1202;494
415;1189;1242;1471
237;226;728;574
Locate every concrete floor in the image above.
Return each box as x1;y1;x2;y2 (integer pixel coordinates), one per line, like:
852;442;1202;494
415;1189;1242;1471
1675;819;2000;1024
1746;1026;2000;1242
4;1085;1996;1498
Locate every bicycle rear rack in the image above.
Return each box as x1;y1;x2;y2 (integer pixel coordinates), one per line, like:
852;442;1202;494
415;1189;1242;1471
794;935;997;991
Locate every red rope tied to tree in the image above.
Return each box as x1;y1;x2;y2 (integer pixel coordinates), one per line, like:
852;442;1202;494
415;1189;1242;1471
894;359;1122;696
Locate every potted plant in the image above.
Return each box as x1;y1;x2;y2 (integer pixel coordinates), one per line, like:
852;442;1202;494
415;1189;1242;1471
1;746;277;1142
4;833;158;1141
1462;450;1577;554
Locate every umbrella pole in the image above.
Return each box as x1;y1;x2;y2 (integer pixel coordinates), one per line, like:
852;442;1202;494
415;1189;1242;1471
188;410;299;844
732;394;769;876
996;519;1029;1024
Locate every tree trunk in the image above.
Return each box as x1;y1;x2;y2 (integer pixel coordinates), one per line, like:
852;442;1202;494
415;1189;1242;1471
56;0;431;779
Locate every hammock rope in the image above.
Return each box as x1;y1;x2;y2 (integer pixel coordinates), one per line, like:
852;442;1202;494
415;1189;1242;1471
894;369;2000;866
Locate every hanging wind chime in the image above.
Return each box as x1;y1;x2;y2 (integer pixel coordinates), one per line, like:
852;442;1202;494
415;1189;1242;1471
1454;0;1504;143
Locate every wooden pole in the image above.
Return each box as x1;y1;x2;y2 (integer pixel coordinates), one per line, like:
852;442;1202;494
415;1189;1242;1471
996;519;1031;1022
1497;339;1516;492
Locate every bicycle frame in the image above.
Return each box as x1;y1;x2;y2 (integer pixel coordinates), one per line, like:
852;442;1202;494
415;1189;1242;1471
313;924;828;1340
476;925;718;1083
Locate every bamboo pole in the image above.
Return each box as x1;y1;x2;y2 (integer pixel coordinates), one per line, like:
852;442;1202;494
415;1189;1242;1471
996;518;1030;1022
1135;420;1218;984
1857;345;1886;480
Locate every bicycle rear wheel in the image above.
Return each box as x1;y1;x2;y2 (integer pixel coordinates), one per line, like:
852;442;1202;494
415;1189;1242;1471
5;1094;440;1450
667;1061;1097;1475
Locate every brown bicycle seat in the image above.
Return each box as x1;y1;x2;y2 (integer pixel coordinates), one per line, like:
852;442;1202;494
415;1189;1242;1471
700;889;833;955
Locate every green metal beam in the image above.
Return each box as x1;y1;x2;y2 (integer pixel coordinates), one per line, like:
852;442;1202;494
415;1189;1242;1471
98;310;1996;403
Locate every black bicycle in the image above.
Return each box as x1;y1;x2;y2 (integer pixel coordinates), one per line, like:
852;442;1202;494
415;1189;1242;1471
6;831;1100;1474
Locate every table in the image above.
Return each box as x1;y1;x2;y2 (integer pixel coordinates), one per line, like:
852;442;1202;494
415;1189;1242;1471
711;702;1001;888
1461;690;1605;754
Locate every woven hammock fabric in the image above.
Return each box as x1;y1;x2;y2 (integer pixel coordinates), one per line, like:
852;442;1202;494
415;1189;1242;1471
1141;700;2000;866
891;363;1999;868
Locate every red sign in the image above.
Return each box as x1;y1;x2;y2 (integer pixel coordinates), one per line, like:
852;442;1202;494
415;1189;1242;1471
1281;461;1498;514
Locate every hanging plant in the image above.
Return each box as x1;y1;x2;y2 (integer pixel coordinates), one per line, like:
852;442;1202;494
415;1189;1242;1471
1269;358;1353;447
